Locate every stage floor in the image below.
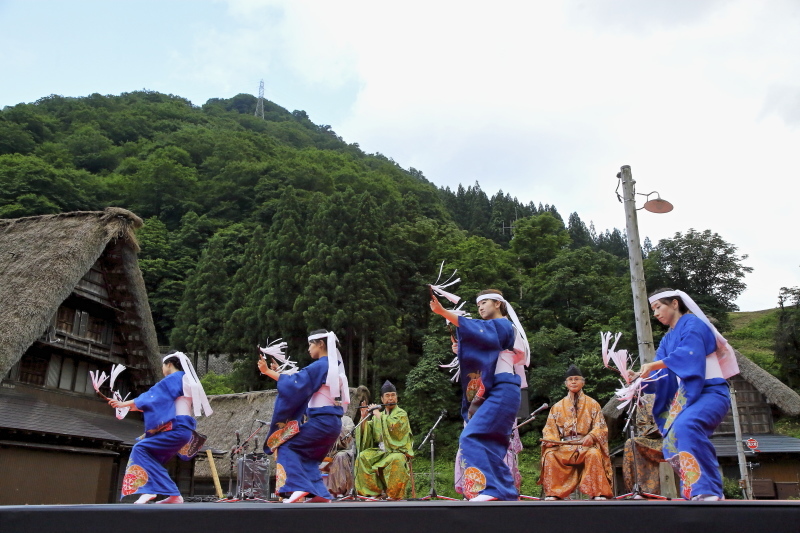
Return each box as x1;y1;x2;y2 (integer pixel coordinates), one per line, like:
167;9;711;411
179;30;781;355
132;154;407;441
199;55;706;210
2;499;800;533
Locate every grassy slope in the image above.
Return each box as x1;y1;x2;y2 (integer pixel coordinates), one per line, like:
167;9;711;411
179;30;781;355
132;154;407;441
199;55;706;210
727;308;800;439
727;308;781;377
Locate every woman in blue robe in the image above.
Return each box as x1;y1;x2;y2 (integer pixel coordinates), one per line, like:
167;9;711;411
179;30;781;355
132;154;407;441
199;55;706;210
258;329;350;503
108;352;212;504
431;289;529;501
634;288;736;501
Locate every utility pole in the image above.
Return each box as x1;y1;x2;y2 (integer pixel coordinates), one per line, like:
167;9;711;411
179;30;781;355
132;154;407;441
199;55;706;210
730;381;753;499
618;165;656;365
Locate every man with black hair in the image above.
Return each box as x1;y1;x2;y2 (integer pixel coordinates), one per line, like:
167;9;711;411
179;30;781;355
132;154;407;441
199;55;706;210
538;365;613;500
354;380;414;500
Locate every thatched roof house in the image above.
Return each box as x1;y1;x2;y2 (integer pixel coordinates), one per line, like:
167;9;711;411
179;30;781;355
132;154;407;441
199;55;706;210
0;207;159;381
193;386;370;495
732;350;800;417
0;208;162;504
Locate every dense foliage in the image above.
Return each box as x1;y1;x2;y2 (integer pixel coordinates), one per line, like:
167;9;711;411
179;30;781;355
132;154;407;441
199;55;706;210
0;91;755;448
645;229;753;331
776;285;800;389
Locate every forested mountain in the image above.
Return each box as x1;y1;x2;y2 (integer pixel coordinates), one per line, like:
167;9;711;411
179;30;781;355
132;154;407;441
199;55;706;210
0;91;754;449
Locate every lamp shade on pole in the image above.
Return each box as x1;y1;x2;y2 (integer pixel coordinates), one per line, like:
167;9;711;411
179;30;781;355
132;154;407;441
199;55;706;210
643;196;674;214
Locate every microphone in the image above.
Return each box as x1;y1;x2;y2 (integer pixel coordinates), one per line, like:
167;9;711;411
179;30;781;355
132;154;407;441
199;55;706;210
528;403;549;417
512;403;550;431
255;419;268;425
231;430;242;455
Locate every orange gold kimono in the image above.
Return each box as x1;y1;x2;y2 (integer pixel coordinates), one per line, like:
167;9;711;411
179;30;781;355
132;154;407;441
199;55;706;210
538;392;613;499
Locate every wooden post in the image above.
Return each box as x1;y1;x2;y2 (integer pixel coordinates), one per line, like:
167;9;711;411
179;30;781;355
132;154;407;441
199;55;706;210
206;449;224;499
619;165;657;365
658;463;679;498
730;381;753;499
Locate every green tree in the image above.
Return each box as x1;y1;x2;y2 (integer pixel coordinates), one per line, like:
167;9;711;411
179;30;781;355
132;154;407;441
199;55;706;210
136;217;192;341
567;212;594;249
0;120;36;155
297;189;398;387
171;233;231;355
510;213;571;273
775;286;800;389
122;147;199;226
646;229;753;331
257;188;312;348
404;334;462;454
0;154;98;217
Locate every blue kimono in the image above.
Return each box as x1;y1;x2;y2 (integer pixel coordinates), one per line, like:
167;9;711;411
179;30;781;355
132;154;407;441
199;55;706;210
645;313;730;499
121;371;196;498
455;317;521;501
265;356;343;499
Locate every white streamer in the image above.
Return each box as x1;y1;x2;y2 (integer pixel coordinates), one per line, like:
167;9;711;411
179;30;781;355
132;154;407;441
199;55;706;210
259;339;298;374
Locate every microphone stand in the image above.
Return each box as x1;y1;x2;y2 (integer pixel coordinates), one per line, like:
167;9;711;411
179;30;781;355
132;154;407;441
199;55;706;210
513;403;549;501
228;421;268;501
416;409;457;501
226;431;240;500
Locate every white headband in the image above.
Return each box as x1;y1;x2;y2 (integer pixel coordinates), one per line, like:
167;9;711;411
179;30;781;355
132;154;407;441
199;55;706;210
647;290;737;371
308;331;350;406
162;352;213;417
475;294;530;365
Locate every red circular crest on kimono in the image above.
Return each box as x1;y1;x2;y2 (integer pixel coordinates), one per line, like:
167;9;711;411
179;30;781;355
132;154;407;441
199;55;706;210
678;452;701;500
462;467;487;500
466;373;485;402
267;420;301;452
178;441;192;457
121;464;149;496
275;463;287;493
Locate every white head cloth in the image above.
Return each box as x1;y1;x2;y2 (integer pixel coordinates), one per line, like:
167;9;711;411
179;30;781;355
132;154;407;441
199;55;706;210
476;293;530;366
648;290;739;378
163;352;213;417
308;331;351;405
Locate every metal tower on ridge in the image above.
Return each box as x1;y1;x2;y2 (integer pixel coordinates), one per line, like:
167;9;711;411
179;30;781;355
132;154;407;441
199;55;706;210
254;79;265;119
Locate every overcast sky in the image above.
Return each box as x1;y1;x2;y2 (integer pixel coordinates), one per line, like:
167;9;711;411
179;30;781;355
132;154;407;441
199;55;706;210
1;0;798;311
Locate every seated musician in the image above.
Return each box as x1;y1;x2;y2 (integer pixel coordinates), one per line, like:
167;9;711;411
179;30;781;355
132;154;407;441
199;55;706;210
323;415;356;498
354;381;414;500
538;365;613;500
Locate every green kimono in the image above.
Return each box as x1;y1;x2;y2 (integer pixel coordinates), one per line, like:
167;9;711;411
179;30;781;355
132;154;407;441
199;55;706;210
355;406;414;499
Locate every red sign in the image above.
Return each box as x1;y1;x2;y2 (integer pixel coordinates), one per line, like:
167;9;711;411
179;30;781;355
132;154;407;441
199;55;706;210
745;438;760;451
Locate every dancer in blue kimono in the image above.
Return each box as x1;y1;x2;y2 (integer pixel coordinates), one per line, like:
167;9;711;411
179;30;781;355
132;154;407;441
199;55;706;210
258;329;350;503
108;351;212;504
632;288;739;501
430;289;529;501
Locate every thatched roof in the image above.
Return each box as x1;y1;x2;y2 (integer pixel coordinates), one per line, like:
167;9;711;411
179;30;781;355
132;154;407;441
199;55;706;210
0;207;160;378
603;350;800;420
194;387;366;479
734;350;800;416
